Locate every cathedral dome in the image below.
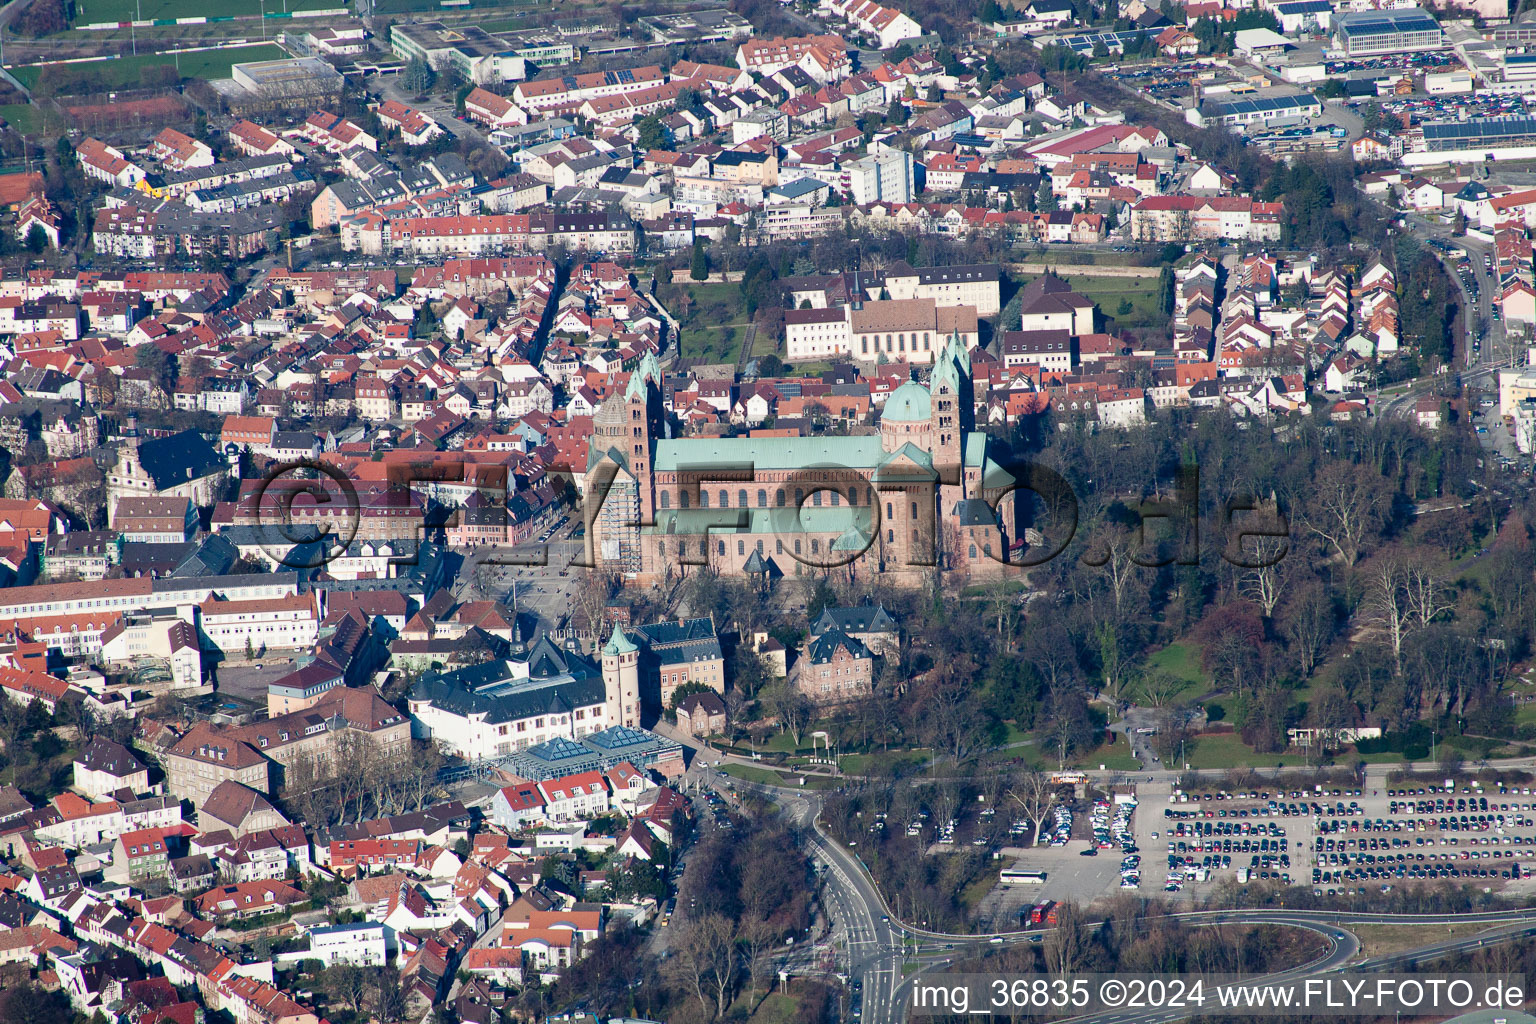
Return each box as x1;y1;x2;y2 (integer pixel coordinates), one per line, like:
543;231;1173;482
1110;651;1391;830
883;381;931;422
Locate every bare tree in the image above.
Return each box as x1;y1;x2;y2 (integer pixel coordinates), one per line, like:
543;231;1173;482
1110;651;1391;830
1366;554;1415;676
1008;771;1055;847
761;680;812;746
1282;583;1333;680
572;567;620;634
1080;523;1145;619
1298;462;1387;566
666;912;738;1019
738;915;778;1008
1403;559;1451;630
1045;900;1091;975
1137;669;1185;709
1238;534;1288;618
324;965;370;1015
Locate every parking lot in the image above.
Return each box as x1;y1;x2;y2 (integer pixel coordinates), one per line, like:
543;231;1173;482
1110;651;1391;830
212;659;300;705
978;844;1128;927
977;794;1142;925
1134;778;1536;903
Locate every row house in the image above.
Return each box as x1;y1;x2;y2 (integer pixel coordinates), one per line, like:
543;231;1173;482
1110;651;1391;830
227;120;299;160
1129;195;1284;243
513;66;666;115
76;139;146;188
821;0;923;47
297;111;378;154
735;34;852;82
375;100;445;146
464;88;529;129
147;128;214;172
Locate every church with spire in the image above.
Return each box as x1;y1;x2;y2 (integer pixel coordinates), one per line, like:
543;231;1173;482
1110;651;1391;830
584;339;1016;587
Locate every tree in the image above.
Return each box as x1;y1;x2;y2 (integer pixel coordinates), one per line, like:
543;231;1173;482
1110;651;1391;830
1036;176;1058;212
1281;581;1333;679
134;343;173;396
401;56;435;96
1366;554;1414;676
635;113;668;152
1238;533;1289;618
1137;669;1185;708
1045;901;1091;975
690;239;709;281
0;982;71;1024
322;964;371;1015
16;0;68;37
24;225;47;254
761;679;811;745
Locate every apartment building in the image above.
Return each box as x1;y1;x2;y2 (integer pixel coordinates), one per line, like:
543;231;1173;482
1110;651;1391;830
197;592;320;655
1129;195;1284;242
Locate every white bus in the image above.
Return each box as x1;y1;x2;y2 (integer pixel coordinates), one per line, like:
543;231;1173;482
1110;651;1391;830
1000;868;1048;885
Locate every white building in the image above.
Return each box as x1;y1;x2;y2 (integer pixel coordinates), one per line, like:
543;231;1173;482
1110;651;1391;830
783;297;979;363
196;591;319;656
307;922;388;967
537;770;610;821
846;149;914;205
407;644;618;761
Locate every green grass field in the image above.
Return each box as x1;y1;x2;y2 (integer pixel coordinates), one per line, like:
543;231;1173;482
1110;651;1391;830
0;104;65;137
371;0;543;15
12;43;287;90
1015;272;1164;330
720;763;790;786
1184;731;1310;770
1141;642;1211;705
74;0;340;23
673;281;749;364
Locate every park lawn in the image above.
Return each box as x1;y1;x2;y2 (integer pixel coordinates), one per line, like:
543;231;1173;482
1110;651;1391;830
679;325;739;363
839;749;930;775
720;763;785;784
743;992;801;1024
674;281;748;364
1142;642;1211;703
1516;702;1536;728
959;871;999;912
1184;732;1310;770
1075;749;1143;771
1015;272;1163;328
961;579;1028;598
75;0;339;22
12;43;287;90
1356;750;1412;764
